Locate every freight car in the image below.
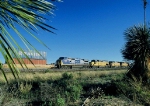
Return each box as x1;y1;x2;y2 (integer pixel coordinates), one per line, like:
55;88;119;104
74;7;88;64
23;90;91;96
55;57;129;69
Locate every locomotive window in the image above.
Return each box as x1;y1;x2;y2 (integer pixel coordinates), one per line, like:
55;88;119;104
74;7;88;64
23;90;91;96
59;57;64;59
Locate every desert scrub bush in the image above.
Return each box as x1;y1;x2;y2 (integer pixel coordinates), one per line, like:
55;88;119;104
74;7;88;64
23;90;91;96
52;72;82;103
62;72;73;79
19;82;32;95
86;86;105;99
55;94;65;106
26;72;83;106
0;82;34;105
115;76;150;105
55;72;76;89
65;84;82;102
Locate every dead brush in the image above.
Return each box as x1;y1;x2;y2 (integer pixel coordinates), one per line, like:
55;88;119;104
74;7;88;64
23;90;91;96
89;87;105;99
82;87;105;106
19;82;32;94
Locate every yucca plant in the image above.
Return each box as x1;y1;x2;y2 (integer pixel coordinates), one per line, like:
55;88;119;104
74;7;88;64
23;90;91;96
122;25;150;82
0;0;61;83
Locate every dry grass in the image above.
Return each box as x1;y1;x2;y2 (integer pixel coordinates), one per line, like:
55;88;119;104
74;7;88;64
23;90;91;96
3;64;54;69
0;69;127;83
75;70;126;78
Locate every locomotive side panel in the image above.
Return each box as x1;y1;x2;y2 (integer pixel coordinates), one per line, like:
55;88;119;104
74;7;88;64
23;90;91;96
114;62;121;67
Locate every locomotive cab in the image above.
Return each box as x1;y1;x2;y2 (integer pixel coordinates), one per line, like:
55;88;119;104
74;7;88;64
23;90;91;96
55;59;61;69
55;57;66;69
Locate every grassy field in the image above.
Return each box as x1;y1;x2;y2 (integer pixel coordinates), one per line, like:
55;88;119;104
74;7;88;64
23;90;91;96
0;69;127;83
0;69;148;106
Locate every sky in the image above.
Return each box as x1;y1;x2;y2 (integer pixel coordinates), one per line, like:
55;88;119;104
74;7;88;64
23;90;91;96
1;0;150;64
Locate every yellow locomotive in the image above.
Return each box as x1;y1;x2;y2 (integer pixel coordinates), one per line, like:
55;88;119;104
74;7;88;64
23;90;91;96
89;60;129;68
119;62;129;67
89;60;109;68
109;61;120;68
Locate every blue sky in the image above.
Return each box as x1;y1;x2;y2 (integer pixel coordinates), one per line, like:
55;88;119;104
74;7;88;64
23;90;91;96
1;0;150;64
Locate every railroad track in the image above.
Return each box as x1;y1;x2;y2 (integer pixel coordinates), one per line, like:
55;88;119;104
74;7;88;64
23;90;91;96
2;67;128;72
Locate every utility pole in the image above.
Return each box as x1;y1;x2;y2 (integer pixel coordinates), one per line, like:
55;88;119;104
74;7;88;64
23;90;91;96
143;0;147;26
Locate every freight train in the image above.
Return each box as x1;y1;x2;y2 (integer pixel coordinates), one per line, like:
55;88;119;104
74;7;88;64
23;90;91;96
55;57;129;69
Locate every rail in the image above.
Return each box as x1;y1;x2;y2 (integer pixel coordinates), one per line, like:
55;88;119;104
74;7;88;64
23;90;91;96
2;67;128;72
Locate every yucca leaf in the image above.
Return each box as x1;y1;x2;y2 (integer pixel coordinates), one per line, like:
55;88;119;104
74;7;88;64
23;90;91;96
0;0;62;83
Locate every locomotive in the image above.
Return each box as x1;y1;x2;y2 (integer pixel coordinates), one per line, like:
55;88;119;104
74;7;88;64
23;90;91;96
55;57;129;69
55;57;89;69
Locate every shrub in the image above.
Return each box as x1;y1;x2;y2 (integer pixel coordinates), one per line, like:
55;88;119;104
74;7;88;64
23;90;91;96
51;72;83;104
56;94;65;106
115;76;150;105
62;72;73;80
19;82;32;94
66;84;82;102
